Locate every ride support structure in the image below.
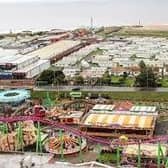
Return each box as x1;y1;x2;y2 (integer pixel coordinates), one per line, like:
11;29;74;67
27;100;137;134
0;115;168;167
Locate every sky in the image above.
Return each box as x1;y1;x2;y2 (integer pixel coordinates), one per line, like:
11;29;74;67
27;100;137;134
0;0;167;32
0;0;97;2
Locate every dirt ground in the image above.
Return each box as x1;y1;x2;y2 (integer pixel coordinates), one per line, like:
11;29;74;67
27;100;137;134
155;121;168;135
53;151;98;164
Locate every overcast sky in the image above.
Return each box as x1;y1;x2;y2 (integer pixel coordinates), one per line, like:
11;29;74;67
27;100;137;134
0;0;167;32
0;0;95;2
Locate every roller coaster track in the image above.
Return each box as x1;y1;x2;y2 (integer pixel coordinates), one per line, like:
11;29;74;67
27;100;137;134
0;115;168;146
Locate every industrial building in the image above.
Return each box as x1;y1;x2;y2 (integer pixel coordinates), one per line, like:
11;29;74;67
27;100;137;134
13;59;50;79
0;38;85;80
27;40;82;63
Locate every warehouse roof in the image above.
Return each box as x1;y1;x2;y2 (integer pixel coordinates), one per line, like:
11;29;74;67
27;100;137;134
14;59;49;73
27;40;81;60
0;54;23;64
39;33;69;41
83;113;154;129
9;54;38;65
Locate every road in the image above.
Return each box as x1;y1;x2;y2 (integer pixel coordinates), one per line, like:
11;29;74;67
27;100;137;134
33;85;168;92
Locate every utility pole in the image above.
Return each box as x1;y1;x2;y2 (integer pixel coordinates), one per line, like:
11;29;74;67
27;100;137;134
90;17;93;30
90;17;94;36
147;68;149;88
139;19;141;26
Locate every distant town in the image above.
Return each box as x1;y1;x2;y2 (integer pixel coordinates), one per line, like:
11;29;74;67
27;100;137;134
1;26;168;89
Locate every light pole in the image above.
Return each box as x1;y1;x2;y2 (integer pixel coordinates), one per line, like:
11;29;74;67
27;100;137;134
147;68;149;88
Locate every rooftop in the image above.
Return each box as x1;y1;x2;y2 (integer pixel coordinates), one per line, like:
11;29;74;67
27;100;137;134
27;40;81;60
14;59;49;73
83;113;154;129
92;104;115;112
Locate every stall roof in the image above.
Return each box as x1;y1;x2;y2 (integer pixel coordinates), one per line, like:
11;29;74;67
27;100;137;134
130;106;157;113
92;104;115;112
83;113;154;129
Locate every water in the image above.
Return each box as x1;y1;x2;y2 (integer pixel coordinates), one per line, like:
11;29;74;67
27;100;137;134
0;0;168;33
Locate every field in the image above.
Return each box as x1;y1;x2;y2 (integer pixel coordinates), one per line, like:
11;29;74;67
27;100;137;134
31;90;168;102
108;26;168;38
111;76;135;87
96;25;168;38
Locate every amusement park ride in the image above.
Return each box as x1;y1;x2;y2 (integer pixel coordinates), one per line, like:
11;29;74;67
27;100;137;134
0;92;168;168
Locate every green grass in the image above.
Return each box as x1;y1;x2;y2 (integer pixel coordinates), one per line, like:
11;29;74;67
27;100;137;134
31;90;168;102
111;76;135;87
88;48;104;56
96;27;122;38
74;48;104;66
159;78;168;87
31;91;59;100
97;153;118;164
111;76;120;83
124;78;135;87
113;28;168;38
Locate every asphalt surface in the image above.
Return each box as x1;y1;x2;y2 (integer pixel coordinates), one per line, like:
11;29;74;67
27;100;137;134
33;85;168;92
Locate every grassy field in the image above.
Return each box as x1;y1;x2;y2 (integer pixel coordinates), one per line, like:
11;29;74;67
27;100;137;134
97;153;118;164
112;27;168;38
159;78;168;87
96;26;122;38
88;48;104;56
31;90;168;102
111;76;135;87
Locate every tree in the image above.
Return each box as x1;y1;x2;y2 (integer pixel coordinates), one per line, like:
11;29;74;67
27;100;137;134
53;70;66;85
37;70;54;84
135;61;157;87
101;71;111;85
139;60;146;70
130;54;137;61
123;72;128;79
74;76;84;85
37;70;65;85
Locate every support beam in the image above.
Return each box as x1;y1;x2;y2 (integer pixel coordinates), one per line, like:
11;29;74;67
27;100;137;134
59;130;64;161
116;146;120;167
17;122;23;151
137;141;141;168
157;142;161;168
36;121;42;153
78;137;83;162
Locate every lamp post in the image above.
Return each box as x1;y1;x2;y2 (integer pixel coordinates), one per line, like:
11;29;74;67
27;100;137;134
147;68;149;88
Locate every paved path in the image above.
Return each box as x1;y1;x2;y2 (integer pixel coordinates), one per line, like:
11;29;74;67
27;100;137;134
33;85;168;92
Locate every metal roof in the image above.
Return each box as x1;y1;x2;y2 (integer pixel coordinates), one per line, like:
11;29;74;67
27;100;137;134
130;106;157;113
84;113;154;129
10;54;38;65
92;104;115;112
14;59;49;73
27;40;81;60
0;54;23;64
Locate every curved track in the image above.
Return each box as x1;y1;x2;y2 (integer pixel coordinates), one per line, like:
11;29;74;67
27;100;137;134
0;116;168;146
